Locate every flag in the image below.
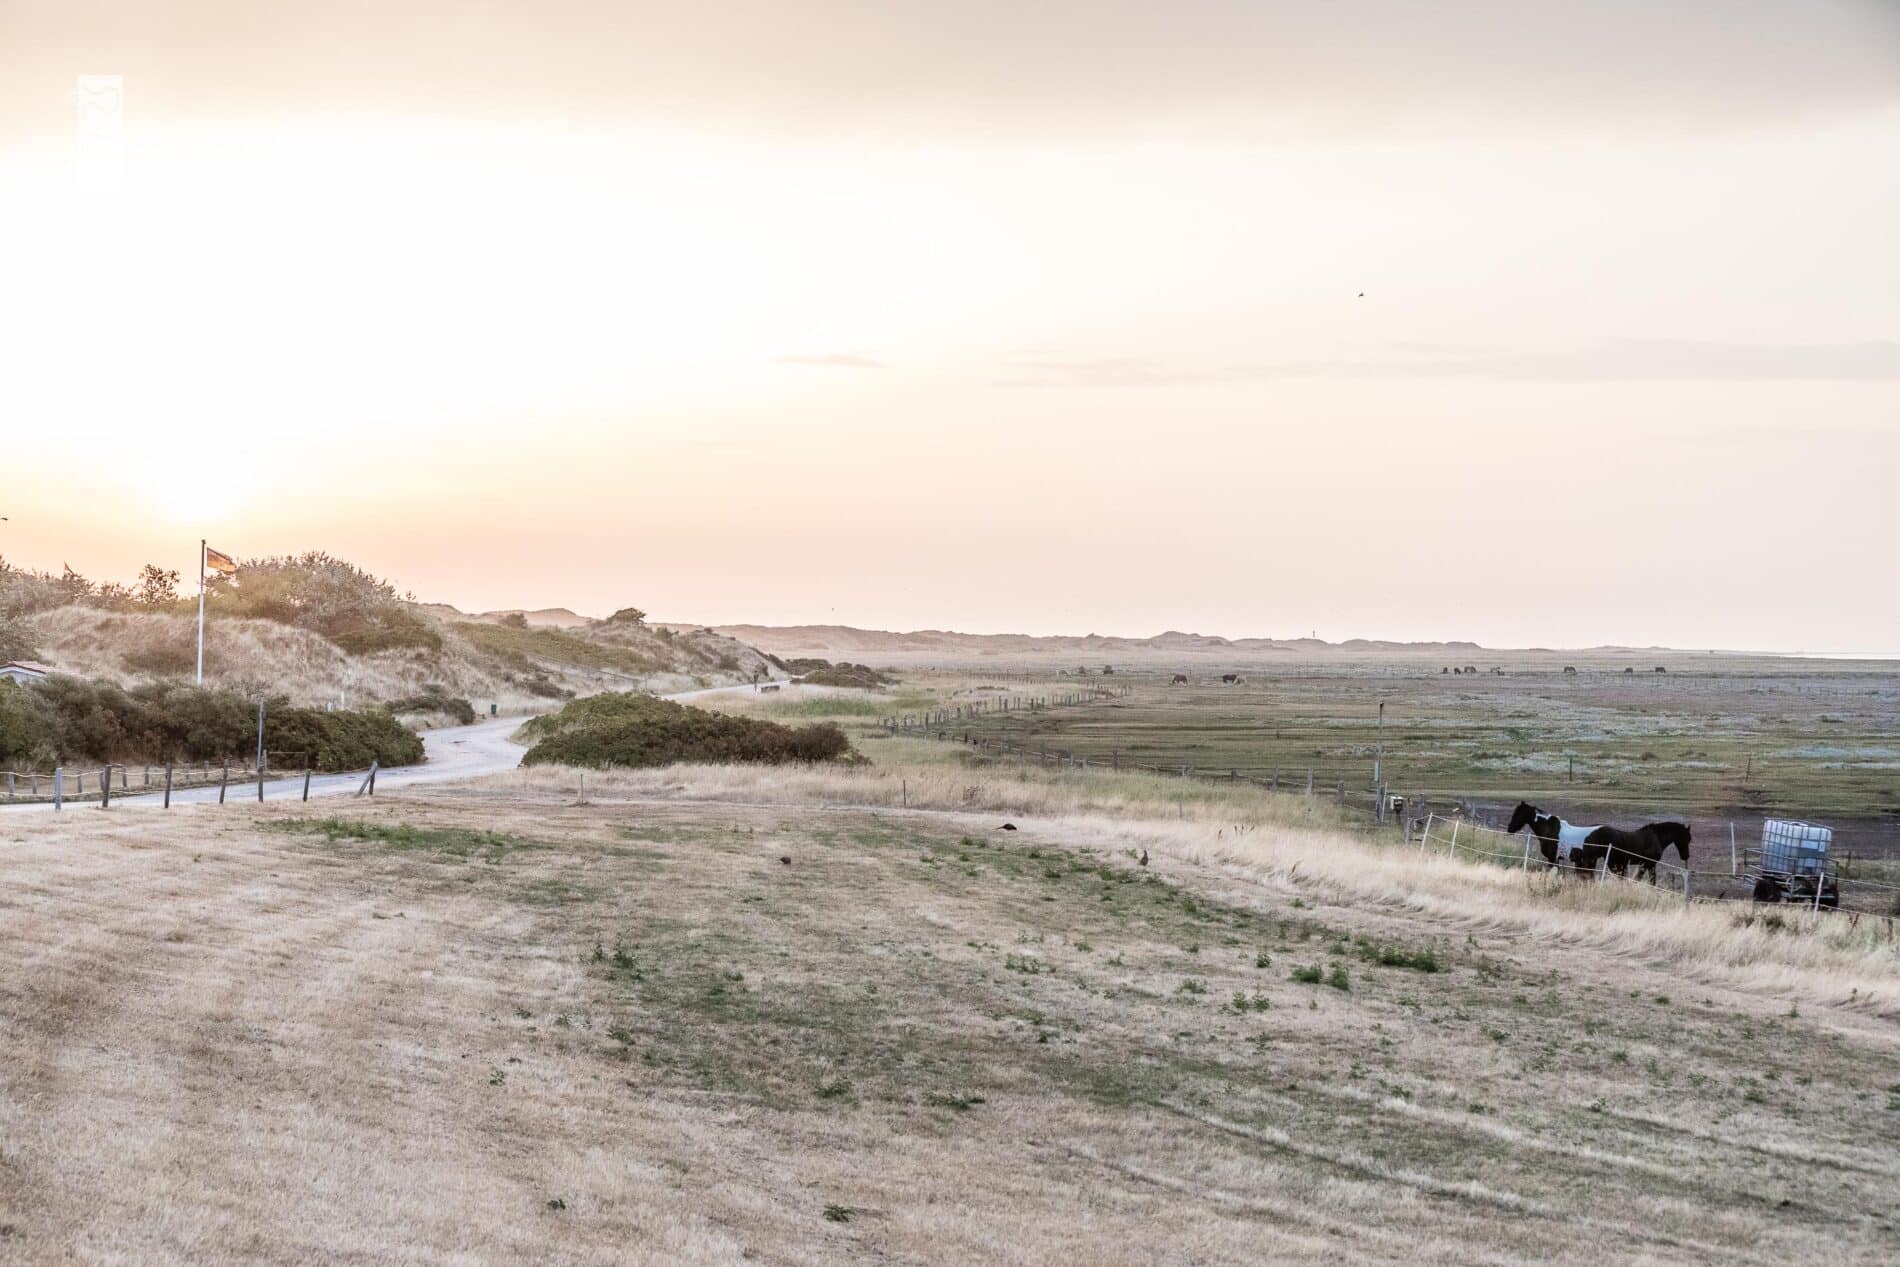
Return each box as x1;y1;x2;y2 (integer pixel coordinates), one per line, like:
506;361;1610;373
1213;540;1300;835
205;547;238;576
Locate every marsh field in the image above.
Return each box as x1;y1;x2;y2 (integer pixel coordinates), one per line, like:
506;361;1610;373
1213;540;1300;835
889;659;1900;863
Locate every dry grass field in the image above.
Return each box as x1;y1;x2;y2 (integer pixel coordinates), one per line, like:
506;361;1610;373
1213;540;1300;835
2;745;1896;1264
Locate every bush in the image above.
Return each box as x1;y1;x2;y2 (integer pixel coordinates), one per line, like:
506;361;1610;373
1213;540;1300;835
209;552;440;655
800;663;895;689
519;692;854;769
0;681;56;767
0;612;38;662
0;676;419;771
265;705;423;771
387;685;477;725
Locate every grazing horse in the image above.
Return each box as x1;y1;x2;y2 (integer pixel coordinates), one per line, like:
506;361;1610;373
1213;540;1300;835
1170;673;1188;685
1506;801;1604;872
1220;673;1241;684
1590;821;1691;883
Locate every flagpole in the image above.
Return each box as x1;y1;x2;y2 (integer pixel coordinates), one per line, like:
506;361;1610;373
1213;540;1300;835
196;538;205;685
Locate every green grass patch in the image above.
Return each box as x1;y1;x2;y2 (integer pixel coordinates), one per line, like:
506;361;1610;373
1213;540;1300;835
263;817;539;860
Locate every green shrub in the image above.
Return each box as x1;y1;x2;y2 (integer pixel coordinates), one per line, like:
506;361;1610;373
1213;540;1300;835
387;685;477;725
265;706;423;771
0;612;38;662
0;676;418;771
0;681;56;767
519;692;852;769
795;661;897;688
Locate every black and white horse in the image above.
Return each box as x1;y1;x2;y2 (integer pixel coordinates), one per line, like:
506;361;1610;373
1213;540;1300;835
1506;801;1604;872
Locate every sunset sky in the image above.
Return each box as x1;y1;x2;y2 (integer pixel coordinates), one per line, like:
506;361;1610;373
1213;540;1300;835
1;2;1896;652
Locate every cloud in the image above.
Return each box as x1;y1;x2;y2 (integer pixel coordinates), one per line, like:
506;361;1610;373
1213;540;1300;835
777;352;887;370
1001;340;1900;387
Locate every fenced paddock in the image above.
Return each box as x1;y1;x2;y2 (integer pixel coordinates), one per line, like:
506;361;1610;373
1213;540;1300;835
1411;812;1900;918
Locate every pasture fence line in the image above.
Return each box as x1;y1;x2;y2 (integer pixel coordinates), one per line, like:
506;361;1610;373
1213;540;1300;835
1411;813;1900;914
0;751;381;810
883;685;1130;737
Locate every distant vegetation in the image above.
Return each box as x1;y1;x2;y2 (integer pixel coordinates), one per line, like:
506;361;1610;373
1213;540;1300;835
386;684;478;726
207;552;440;655
786;659;897;688
519;693;853;769
7;551;777;711
0;677;421;771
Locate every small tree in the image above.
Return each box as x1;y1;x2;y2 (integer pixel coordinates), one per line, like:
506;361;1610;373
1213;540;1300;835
605;607;647;626
134;564;180;609
55;565;94;605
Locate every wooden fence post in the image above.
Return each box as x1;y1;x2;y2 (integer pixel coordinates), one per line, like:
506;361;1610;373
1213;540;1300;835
257;760;265;803
100;768;110;809
303;768;312;801
54;767;63;812
163;763;173;809
218;761;229;804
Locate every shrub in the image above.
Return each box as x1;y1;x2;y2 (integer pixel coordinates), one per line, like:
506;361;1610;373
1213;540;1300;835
387;685;477;725
209;552;440;655
798;662;897;689
0;612;38;662
519;692;854;769
0;676;418;771
0;681;56;766
264;706;424;770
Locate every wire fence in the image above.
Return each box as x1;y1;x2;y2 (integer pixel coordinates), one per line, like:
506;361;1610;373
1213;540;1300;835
0;754;382;808
1409;812;1900;914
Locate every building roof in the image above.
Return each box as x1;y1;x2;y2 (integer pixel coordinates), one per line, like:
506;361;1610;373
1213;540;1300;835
1;661;51;676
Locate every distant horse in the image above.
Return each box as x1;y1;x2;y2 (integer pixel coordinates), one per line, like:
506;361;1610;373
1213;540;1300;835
1591;821;1691;883
1220;673;1240;684
1170;674;1188;685
1506;801;1603;872
1562;666;1578;675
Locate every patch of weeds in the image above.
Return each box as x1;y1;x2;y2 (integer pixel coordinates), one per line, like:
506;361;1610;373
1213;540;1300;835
1176;978;1207;996
1230;991;1271;1013
1326;965;1351;992
1254;949;1272;968
1290;964;1324;985
925;1091;986;1112
816;1077;853;1100
265;817;538;861
1005;954;1046;975
823;1204;853;1223
546;1198;567;1212
488;1068;508;1086
1358;940;1442;973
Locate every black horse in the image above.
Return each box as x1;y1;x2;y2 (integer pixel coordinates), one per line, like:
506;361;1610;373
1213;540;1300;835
1590;822;1691;883
1506;801;1601;872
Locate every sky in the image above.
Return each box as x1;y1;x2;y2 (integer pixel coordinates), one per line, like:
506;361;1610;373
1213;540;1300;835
0;2;1896;652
